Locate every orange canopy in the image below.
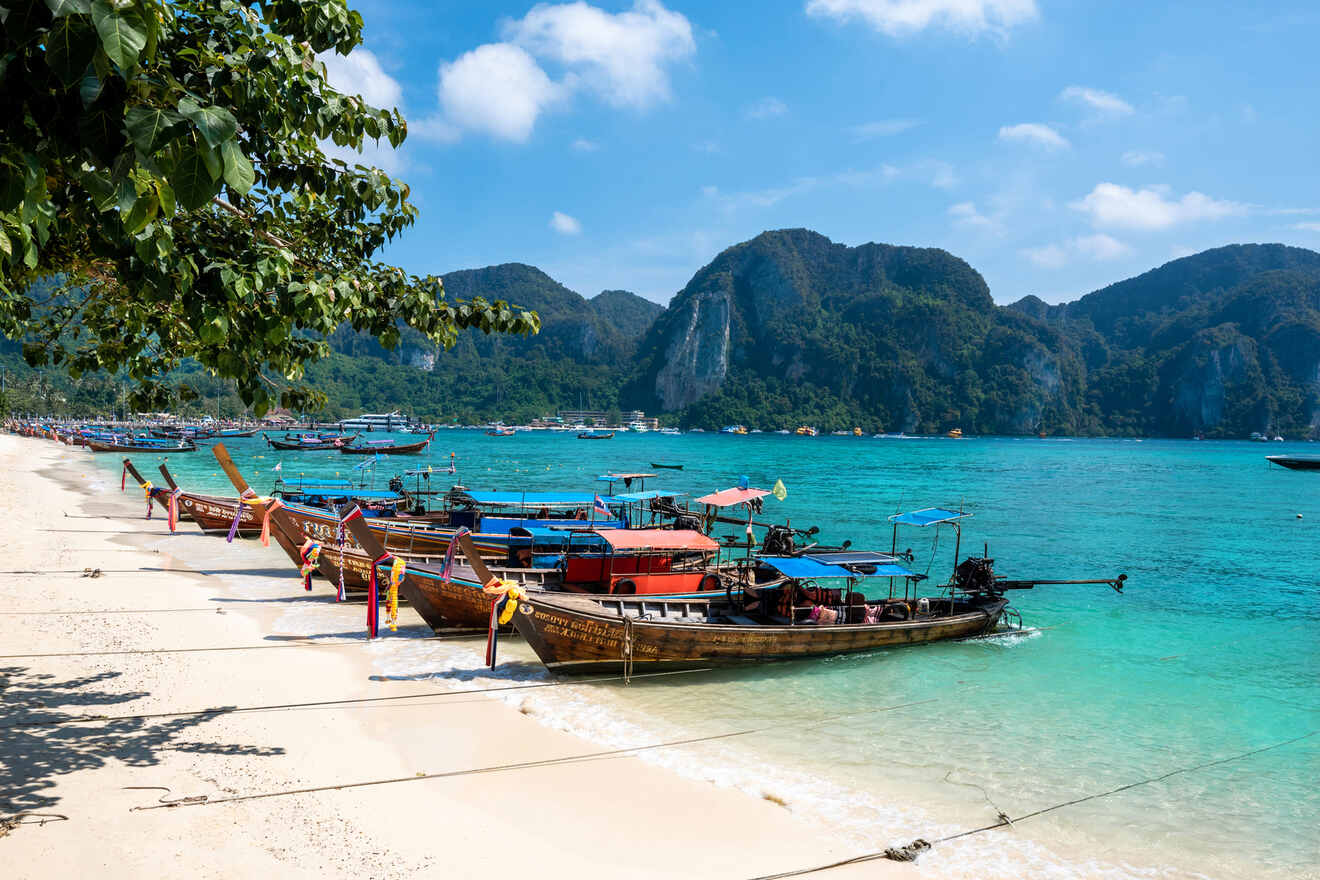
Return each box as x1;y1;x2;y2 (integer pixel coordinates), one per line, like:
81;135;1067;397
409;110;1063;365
694;487;770;507
593;529;719;552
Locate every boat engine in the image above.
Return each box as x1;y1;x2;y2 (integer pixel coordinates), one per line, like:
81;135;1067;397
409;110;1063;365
954;556;998;594
388;475;404;494
762;524;795;555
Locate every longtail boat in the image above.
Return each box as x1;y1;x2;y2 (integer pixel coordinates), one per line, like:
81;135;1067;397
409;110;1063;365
338;431;434;455
215;427;260;438
577;430;614;440
510;507;1127;672
159;462;265;537
263;432;357;451
1266;455;1320;471
86;437;198;453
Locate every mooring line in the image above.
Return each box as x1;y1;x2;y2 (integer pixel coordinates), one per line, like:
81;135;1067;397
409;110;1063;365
128;697;940;811
743;729;1320;879
0;608;223;616
3;668;715;730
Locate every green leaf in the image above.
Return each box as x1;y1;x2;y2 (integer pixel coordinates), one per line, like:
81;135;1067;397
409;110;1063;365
178;97;238;148
0;226;11;259
44;0;92;17
91;0;147;74
45;14;98;88
124;106;182;154
199;144;222;181
122;189;158;233
219;139;255;194
170;146;218;211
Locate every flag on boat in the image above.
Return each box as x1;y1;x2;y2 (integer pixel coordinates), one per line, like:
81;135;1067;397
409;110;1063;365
772;478;787;501
593;494;611;518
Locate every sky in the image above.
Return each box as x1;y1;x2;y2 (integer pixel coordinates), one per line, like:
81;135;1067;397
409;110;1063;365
323;0;1320;305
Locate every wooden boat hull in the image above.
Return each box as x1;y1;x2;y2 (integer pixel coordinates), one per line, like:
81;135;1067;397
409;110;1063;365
86;439;197;453
511;594;1007;672
339;437;432;455
178;491;265;537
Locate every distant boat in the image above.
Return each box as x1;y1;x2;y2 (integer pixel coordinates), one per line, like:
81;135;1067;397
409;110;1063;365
794;426;817;436
1250;432;1269;442
578;430;614;440
947;427;964;438
853;427;862;436
650;462;684;470
1267;455;1320;471
486;427;516;437
659;427;681;435
720;424;747;435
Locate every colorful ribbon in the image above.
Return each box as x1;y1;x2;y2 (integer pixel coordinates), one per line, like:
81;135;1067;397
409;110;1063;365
167;488;183;533
367;552;393;639
441;527;469;582
142;481;154;520
298;539;322;591
121;464;127;492
387;557;405;632
482;578;527;668
259;498;284;547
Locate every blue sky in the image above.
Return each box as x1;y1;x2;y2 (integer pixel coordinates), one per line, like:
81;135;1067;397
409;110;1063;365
324;0;1320;305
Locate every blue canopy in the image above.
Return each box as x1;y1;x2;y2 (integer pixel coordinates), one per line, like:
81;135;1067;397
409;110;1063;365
288;489;402;501
888;507;971;527
462;491;617;508
614;490;684;502
807;551;904;567
759;556;855;579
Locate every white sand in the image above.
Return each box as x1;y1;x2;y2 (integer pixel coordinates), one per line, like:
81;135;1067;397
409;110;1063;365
0;434;912;879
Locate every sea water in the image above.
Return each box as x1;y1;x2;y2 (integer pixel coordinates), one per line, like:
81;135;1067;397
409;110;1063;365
96;432;1319;879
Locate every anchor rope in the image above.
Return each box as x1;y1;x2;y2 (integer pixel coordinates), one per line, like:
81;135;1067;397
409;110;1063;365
0;668;717;731
743;728;1320;879
126;697;939;812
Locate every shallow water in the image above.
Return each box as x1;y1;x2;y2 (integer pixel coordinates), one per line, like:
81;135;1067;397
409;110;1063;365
93;432;1320;879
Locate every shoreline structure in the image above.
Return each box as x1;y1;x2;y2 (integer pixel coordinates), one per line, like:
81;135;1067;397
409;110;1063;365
0;433;904;879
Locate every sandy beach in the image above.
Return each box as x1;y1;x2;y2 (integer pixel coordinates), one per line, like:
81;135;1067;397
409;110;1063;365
0;433;912;879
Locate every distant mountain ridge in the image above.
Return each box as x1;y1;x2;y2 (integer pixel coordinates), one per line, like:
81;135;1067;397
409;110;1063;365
623;233;1318;436
8;237;1317;437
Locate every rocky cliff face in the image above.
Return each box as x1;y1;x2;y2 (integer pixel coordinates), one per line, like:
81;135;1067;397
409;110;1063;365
628;233;1320;436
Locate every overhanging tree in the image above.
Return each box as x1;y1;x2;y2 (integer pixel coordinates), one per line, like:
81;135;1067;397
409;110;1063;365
0;0;539;414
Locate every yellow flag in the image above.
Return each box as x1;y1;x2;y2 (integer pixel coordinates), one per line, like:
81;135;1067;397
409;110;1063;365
772;478;787;501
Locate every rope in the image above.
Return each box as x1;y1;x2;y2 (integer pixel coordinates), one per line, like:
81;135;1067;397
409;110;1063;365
0;812;69;838
0;607;223;616
744;728;1320;879
128;697;937;812
621;615;635;684
0;668;715;731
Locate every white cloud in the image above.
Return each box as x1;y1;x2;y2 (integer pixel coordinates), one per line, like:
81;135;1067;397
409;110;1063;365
702;178;819;212
549;211;583;235
1071;183;1247;231
318;50;407;171
848;118;921;139
1022;242;1068;268
321;50;403;110
1121;150;1164;167
744;97;788;119
1022;233;1132;268
805;0;1038;36
1060;85;1134;119
438;43;564;142
505;0;695;109
997;123;1069;150
1073;233;1132;260
572;138;600;151
1295;222;1320;232
949;201;995;229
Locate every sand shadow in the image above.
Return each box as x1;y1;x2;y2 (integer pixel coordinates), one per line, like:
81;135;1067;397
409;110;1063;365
0;665;284;814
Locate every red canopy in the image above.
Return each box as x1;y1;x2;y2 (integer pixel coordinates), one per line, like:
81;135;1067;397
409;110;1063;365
694;487;770;507
593;529;719;551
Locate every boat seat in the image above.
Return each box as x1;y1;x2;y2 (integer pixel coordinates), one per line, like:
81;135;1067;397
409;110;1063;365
722;614;759;626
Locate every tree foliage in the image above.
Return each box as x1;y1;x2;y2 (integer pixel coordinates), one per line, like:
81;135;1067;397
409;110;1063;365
0;0;538;414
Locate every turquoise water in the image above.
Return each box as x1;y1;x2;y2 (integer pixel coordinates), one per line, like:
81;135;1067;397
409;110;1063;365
98;433;1318;878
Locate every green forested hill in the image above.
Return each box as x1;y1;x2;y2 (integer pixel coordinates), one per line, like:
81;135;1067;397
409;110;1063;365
6;238;1318;438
